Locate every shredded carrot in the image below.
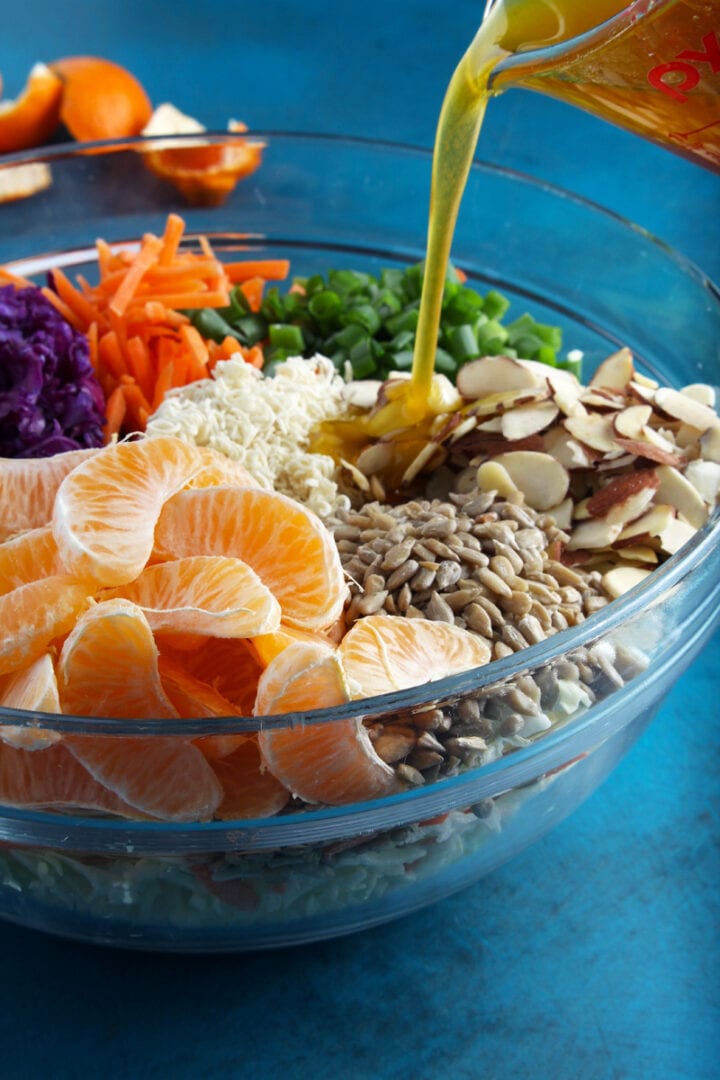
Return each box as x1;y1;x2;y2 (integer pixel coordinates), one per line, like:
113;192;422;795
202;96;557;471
224;259;290;283
0;267;34;288
239;276;265;312
104;385;127;440
26;212;286;441
109;234;164;317
158;213;186;266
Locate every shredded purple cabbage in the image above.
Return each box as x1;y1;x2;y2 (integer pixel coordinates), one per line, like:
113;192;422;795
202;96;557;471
0;283;106;457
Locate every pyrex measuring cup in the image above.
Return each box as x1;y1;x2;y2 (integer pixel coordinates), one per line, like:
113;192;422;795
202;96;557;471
486;0;720;171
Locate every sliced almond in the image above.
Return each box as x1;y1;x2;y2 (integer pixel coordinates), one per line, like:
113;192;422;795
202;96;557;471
683;459;720;506
447;415;480;444
476;460;520;501
628;380;657;404
483;450;569;511
681;383;716;408
617;503;675;542
456;355;543;398
466;387;546;418
543;427;595;469
657;516;698;555
566;519;624;550
475;415;505;433
655;464;708;528
402;440;443;485
343;379;382;410
613;404;653;440
602;565;653;599
589;347;634;391
653;387;718;432
340;457;371;493
581;388;626;410
699;424;720;464
613;435;684;467
544;497;574;530
633;371;659;390
596;453;637;473
615;545;658;564
564;413;619;454
586;469;659;524
355;441;394;477
501;400;559;441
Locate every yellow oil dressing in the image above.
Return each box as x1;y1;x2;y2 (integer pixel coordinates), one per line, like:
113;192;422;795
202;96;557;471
316;0;718;487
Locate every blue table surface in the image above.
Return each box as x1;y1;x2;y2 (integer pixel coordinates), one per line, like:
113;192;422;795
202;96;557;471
1;4;719;1078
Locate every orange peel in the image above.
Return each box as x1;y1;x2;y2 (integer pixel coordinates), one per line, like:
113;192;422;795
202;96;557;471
50;55;153;141
141;105;264;206
0;62;63;153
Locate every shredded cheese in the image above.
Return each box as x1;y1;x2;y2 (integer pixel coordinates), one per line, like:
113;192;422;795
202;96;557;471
145;354;351;518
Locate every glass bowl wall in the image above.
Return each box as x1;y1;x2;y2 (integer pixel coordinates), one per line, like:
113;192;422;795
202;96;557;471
0;134;718;951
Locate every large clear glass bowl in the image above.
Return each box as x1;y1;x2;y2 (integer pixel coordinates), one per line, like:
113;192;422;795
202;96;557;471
0;133;718;952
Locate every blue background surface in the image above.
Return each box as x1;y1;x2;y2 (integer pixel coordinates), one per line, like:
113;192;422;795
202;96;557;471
1;3;719;1078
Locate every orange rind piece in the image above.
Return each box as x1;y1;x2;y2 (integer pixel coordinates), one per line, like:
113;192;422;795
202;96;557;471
141;106;263;207
50;55;153;141
0;62;63;153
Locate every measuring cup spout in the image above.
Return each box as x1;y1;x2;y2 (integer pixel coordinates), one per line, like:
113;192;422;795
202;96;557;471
486;0;720;172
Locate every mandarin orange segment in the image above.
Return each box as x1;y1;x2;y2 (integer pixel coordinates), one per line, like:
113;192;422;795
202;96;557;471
158;654;243;719
104;555;281;638
210;737;290;820
338;613;492;697
184;446;258;490
159;636;263;715
153;485;348;632
256;641;397;805
65;734;223;822
0;741;137;816
50;55;152;141
249;624;336;667
0;653;61;751
0;524;61;595
0;446;98;541
52;435;206;586
0;575;93;677
0;63;63;153
56;598;177;719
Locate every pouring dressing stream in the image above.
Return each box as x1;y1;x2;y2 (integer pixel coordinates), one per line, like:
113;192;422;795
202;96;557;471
316;0;719;482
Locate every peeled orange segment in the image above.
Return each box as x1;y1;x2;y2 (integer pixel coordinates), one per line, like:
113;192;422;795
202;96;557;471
0;446;98;541
153;486;348;632
159;636;262;715
210;737;290;820
66;734;222;822
50;55;152;141
249;624;337;667
338;613;492;697
56;598;177;720
52;436;206;586
0;575;93;677
158;654;243;719
183;446;258;490
104;555;281;638
0;525;61;594
256;641;397;805
0;62;63;153
0;741;137;816
0;654;61;751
